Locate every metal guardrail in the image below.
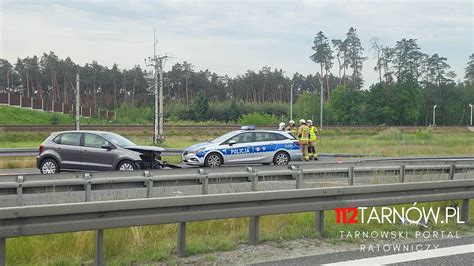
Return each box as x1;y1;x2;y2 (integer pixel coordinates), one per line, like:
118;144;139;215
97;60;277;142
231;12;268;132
0;147;184;157
0;161;473;208
0;179;472;264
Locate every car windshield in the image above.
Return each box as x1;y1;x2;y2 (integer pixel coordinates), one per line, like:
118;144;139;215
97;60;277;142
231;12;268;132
210;131;240;144
101;132;136;148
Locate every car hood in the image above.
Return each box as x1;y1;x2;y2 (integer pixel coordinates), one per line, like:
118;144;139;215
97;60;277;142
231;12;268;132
124;146;165;153
184;142;210;152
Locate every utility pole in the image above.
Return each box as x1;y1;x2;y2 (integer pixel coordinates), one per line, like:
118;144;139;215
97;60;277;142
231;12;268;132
469;104;473;126
320;73;324;129
185;75;189;108
75;72;80;130
145;30;168;143
6;71;10;90
159;58;164;138
290;81;294;121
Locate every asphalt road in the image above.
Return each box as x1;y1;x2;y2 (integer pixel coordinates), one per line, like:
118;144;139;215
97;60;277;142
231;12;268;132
1;156;473;176
0;157;356;176
254;236;474;266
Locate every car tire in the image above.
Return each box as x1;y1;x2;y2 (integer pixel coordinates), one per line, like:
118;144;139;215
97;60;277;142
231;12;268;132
40;158;60;174
205;153;223;168
117;160;137;171
273;151;290;165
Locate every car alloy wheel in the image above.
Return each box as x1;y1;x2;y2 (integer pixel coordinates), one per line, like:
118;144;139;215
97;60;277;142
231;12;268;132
41;160;57;174
119;162;135;171
207;154;222;167
274;152;289;165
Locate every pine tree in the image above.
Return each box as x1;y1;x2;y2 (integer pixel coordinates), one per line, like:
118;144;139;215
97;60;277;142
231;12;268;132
192;90;209;121
345;27;366;89
465;54;474;84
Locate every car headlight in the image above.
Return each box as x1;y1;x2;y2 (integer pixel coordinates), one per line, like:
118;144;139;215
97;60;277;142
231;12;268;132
191;147;206;154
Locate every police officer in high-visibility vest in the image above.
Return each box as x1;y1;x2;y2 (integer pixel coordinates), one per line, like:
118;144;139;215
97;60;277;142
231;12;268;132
307;119;319;160
297;119;310;161
286;120;297;137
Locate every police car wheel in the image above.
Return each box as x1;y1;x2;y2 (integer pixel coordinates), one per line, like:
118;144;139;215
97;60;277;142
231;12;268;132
205;153;222;167
273;151;289;165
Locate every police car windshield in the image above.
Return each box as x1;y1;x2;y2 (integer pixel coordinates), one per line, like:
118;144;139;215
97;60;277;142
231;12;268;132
211;131;240;143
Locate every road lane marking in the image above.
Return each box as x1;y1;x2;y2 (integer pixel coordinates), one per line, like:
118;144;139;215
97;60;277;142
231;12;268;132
325;244;474;265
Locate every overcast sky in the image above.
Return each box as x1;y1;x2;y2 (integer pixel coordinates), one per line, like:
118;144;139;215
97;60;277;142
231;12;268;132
1;0;472;88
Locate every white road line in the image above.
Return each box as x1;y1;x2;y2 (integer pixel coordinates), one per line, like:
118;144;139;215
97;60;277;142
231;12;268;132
325;244;474;265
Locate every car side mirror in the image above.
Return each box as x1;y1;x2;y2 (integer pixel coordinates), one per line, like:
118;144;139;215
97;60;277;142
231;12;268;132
228;140;237;146
101;144;114;150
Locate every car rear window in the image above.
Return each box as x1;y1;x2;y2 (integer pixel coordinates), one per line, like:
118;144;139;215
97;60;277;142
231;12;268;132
57;133;81;146
255;132;272;142
52;135;61;144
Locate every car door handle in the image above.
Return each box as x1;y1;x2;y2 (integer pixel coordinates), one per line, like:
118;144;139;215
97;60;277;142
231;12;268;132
82;150;87;153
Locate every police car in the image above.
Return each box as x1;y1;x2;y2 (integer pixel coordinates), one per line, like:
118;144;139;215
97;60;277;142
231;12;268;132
182;126;302;167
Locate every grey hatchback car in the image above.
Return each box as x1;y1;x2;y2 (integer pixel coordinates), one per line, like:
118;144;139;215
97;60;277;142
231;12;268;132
37;130;165;174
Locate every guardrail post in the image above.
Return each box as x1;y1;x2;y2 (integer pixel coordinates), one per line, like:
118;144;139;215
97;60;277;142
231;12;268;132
248;216;259;245
315;210;324;235
399;165;406;183
461;199;470;224
84;173;92;202
247;167;258;191
83;173;105;266
16;175;24;206
247;166;260;246
290;165;304;189
348;166;355;186
0;238;5;266
144;171;153;198
199;169;209;195
177;222;186;257
448;163;456;180
95;228;104;266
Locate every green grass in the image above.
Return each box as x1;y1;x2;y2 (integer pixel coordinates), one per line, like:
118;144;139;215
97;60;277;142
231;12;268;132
6;201;473;265
317;131;474;157
0;105;104;125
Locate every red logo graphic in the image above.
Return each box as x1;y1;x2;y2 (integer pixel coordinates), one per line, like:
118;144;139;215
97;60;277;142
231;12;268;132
335;207;359;224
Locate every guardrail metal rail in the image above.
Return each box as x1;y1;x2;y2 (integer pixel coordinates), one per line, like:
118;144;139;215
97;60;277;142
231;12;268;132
0;179;472;265
0;161;473;207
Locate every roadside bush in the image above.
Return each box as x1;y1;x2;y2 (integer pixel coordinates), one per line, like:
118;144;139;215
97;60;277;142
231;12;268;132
51;114;60;125
115;104;153;124
239;112;279;126
372;128;403;141
415;127;433;140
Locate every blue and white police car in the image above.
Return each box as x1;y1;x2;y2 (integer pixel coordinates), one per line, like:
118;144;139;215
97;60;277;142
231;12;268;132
182;126;302;167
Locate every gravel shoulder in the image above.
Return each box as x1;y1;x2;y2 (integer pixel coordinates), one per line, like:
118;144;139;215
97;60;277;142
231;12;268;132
171;231;474;265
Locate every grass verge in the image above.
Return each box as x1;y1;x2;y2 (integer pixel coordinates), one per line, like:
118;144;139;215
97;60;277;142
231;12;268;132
6;201;473;265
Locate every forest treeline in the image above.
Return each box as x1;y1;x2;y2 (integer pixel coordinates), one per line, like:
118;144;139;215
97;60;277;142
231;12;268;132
0;27;473;125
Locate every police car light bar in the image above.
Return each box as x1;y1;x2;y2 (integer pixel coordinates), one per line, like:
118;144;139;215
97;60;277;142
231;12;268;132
240;125;256;130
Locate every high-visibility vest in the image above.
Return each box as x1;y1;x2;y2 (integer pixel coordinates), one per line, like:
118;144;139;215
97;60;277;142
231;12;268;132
309;126;318;141
298;124;309;143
